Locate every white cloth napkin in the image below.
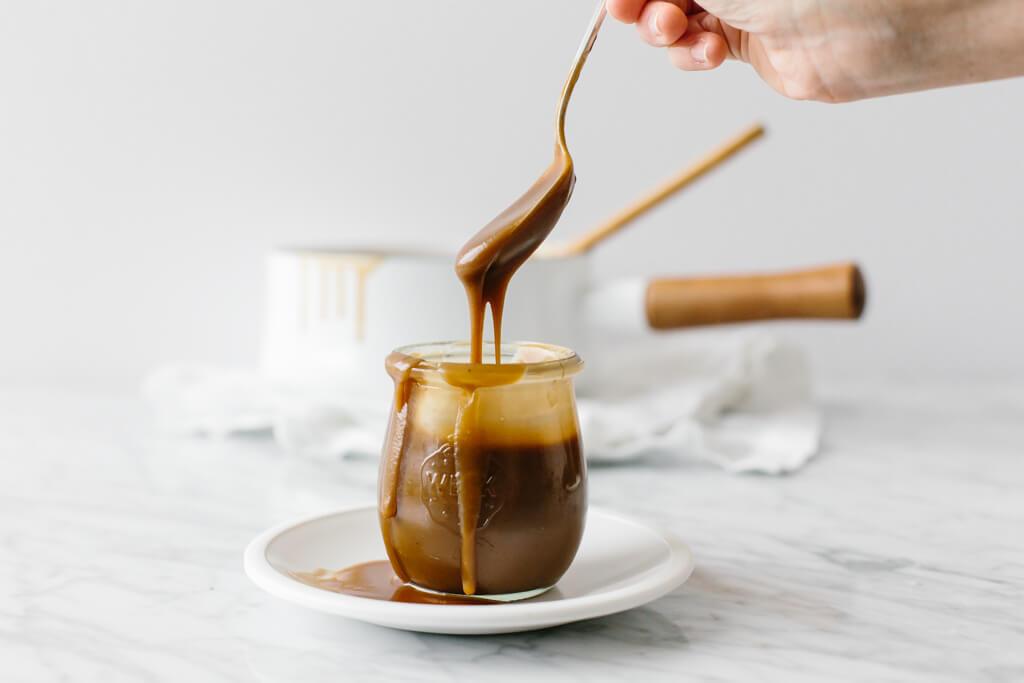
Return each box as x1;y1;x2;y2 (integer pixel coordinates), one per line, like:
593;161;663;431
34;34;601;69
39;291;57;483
143;331;821;474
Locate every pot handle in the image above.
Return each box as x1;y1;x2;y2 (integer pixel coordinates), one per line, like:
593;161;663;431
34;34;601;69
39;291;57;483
646;263;866;329
583;263;866;334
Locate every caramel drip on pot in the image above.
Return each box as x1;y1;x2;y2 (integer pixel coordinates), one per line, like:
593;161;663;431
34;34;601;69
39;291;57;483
352;257;382;341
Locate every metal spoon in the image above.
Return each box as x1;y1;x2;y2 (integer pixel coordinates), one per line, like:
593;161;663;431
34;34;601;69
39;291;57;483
456;1;608;363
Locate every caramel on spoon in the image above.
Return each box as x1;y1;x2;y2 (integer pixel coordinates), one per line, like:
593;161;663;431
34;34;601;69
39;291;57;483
455;1;608;364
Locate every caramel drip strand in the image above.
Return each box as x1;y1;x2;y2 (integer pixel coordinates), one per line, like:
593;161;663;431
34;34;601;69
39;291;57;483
487;280;510;366
453;389;482;595
380;353;420;518
379;353;423;583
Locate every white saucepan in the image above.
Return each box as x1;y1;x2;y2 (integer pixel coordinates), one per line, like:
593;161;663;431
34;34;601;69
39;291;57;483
262;247;865;397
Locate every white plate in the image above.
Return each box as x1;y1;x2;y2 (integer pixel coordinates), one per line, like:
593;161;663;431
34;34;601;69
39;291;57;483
244;506;694;635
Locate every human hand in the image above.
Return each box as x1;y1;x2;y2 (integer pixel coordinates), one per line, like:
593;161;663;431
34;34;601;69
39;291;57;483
607;0;1024;102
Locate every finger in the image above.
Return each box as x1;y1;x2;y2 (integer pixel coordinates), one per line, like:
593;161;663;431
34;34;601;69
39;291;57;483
607;0;648;23
636;1;689;47
667;30;729;71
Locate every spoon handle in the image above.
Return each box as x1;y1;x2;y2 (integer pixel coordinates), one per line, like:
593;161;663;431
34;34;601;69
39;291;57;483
557;1;608;143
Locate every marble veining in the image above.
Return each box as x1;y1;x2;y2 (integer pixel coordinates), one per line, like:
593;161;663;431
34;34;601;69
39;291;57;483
1;380;1022;682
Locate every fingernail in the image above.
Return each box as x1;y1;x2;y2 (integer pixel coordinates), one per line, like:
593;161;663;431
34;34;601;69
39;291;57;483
691;40;708;64
650;10;666;39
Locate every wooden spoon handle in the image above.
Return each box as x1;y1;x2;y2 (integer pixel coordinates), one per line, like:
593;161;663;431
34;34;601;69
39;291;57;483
552;123;765;258
646;263;867;330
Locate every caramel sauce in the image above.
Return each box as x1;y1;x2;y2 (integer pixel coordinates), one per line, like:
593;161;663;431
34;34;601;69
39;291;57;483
372;8;602;598
378;352;425;583
292;561;498;605
455;148;575;366
378;429;585;596
439;363;528;595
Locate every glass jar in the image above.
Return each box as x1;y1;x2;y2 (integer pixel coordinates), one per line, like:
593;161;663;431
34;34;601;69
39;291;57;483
378;341;586;600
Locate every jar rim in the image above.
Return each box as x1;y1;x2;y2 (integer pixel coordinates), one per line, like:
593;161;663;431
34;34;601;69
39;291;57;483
391;341;583;382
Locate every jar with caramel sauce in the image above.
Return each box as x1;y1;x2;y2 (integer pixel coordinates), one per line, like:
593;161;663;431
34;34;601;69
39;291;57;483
378;341;586;600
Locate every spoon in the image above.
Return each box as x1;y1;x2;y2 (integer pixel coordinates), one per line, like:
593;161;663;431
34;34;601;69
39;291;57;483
456;1;608;363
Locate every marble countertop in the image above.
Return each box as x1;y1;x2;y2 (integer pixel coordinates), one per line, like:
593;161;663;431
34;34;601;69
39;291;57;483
1;379;1022;682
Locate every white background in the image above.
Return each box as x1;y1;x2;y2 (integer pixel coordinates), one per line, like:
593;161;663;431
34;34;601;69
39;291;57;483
2;1;1022;390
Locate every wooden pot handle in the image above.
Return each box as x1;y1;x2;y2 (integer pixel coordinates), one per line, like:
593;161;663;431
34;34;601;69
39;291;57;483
646;263;867;330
